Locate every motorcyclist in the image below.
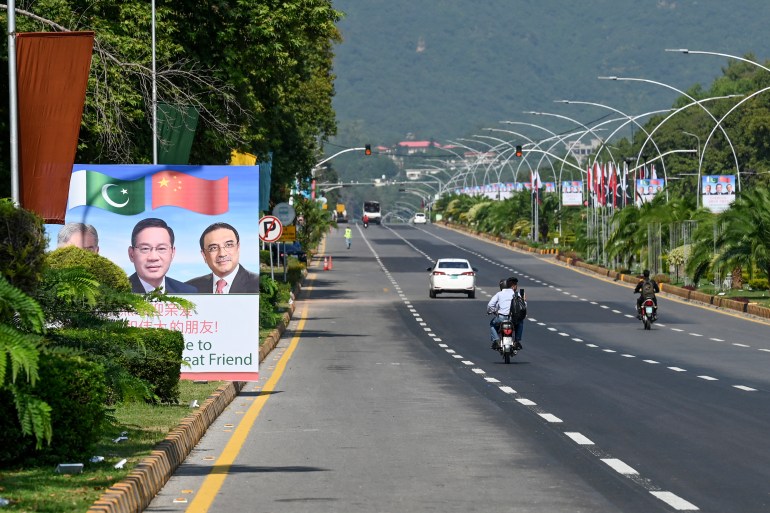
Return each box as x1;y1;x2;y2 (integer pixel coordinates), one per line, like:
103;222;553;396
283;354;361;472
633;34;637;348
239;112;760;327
487;277;526;350
362;214;369;227
634;269;659;319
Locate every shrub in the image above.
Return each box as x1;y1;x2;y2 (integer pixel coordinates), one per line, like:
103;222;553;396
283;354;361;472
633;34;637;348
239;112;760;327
0;199;48;295
0;351;108;467
654;274;670;284
49;325;184;404
749;278;769;291
46;246;131;292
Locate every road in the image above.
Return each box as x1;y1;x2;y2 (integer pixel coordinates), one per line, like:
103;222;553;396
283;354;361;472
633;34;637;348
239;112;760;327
147;222;770;513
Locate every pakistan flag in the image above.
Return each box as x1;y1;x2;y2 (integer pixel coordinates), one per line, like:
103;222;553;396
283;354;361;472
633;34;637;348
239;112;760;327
67;170;146;215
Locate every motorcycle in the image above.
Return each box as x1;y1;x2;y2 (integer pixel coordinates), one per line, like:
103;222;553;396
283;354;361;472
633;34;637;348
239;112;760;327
494;316;518;364
362;217;369;228
639;298;657;330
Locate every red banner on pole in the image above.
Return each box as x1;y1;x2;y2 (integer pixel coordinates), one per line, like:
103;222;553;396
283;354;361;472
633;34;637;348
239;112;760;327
17;32;94;223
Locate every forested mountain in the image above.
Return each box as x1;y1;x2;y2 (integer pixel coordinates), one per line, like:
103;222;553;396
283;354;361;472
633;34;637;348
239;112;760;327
330;0;770;147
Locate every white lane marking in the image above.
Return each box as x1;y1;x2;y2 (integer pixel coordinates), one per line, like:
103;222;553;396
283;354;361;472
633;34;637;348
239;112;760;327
445;349;455;353
671;328;684;332
657;323;667;327
499;386;516;394
539;413;563;423
622;354;636;358
732;343;750;348
600;305;609;309
559;332;570;337
565;432;594;445
603;349;616;353
698;376;718;381
452;355;464;359
689;333;703;337
462;361;474;365
649;491;699;511
612;309;621;313
472;368;485;375
438;344;448;348
644;360;660;364
601;458;639;475
538;322;547;326
710;338;724;342
516;398;536;406
759;348;770;353
734;385;757;392
590;301;598;305
432;338;442;342
484;377;500;383
572;338;583;342
586;344;598;348
547;327;558;331
668;367;687;372
624;314;635;318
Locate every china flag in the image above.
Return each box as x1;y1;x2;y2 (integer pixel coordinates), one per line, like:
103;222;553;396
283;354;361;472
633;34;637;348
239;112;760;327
152;170;229;214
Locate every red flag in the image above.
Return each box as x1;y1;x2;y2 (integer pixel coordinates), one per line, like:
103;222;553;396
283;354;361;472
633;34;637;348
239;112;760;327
152;170;229;214
587;165;593;201
17;32;95;223
609;163;618;208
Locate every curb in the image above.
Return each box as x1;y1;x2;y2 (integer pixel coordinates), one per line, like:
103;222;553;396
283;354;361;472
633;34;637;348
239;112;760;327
87;279;304;513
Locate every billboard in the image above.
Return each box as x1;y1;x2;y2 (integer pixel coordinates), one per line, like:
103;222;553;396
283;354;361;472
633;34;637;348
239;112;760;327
702;175;736;213
45;164;261;381
635;178;665;205
561;180;583;206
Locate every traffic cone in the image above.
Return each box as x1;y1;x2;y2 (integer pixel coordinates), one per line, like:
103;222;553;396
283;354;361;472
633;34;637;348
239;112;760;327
323;256;329;271
328;256;333;270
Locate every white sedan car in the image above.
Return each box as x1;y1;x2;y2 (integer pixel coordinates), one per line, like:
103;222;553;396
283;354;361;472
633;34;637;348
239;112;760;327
427;258;477;298
413;212;427;224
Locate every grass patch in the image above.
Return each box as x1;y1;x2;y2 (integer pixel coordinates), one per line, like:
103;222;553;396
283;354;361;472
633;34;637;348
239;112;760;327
0;380;225;513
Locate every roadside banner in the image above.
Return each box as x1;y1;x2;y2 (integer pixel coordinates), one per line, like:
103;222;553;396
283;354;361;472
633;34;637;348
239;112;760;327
702;175;736;213
561;180;583;206
45;164;261;381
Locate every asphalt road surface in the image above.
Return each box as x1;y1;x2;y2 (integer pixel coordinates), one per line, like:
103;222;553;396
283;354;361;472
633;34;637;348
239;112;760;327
146;222;770;513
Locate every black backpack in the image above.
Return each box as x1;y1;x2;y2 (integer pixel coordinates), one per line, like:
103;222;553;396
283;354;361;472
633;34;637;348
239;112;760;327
641;279;655;298
510;293;527;323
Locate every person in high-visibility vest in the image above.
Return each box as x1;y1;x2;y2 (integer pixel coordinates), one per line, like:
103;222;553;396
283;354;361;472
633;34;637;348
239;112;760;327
344;227;352;249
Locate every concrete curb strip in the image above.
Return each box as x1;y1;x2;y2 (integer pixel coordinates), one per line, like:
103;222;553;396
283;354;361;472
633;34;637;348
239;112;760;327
87;278;303;513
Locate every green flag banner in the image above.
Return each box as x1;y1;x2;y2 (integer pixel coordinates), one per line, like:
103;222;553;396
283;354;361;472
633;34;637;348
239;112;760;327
157;103;199;165
67;169;145;215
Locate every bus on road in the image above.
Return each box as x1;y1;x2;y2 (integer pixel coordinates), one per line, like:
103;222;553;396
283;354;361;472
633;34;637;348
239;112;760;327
363;201;382;225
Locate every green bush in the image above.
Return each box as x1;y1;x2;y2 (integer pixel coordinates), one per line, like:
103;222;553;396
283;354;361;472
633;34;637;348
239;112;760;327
654;273;670;284
0;351;108;467
749;278;769;291
46;246;131;292
49;325;184;404
0;199;48;295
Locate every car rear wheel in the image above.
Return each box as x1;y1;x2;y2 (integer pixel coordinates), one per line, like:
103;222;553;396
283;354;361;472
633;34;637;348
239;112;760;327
467;289;475;299
429;288;436;298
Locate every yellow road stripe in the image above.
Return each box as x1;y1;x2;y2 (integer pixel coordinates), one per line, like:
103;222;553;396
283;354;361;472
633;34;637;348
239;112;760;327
186;281;315;513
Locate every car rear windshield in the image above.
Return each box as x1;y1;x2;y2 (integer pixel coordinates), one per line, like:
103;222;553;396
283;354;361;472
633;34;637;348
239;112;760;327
438;262;469;269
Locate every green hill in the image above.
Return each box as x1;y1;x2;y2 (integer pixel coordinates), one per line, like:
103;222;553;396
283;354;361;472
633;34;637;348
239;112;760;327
330;0;770;147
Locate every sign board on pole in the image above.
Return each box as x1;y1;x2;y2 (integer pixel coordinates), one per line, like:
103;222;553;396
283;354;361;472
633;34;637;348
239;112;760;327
278;224;297;242
258;215;283;242
272;202;296;225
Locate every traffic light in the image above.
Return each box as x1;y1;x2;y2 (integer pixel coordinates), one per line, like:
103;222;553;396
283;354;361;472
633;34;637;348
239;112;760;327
365;144;372;156
515;145;523;157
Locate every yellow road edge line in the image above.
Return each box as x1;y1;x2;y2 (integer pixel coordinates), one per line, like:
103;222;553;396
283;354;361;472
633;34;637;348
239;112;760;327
185;279;317;513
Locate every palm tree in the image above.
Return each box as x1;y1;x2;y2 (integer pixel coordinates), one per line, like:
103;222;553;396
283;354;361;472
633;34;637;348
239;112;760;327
688;188;770;286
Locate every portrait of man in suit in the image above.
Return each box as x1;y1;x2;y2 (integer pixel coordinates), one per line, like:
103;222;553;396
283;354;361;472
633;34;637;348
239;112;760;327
128;217;196;294
57;222;99;253
186;222;260;293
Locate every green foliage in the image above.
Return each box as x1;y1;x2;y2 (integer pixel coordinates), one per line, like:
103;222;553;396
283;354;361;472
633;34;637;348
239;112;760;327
0;350;108;467
0;199;48;295
0;275;52;450
748;278;769;291
49;325;185;404
46;246;131;292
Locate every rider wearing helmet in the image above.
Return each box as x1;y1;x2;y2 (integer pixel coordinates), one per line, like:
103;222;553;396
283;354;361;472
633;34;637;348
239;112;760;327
634;269;660;319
